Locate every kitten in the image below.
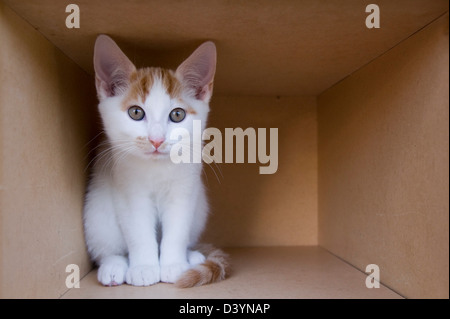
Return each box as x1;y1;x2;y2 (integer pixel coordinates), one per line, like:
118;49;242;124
83;35;229;287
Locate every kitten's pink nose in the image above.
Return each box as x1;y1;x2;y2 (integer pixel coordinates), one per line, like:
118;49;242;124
149;138;164;149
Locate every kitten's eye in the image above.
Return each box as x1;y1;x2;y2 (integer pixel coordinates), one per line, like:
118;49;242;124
128;106;145;121
169;108;186;123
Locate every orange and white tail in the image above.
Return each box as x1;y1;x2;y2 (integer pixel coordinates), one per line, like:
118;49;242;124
175;245;231;288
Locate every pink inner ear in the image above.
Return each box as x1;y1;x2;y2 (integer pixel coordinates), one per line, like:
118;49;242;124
176;42;216;101
94;35;136;98
95;76;110;97
196;82;214;101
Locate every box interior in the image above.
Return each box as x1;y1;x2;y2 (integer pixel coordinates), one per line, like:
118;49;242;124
1;0;448;298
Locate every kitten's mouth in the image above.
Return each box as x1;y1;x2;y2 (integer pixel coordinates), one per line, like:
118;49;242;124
144;150;167;157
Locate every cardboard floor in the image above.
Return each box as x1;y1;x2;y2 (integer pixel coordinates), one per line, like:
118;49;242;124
62;247;402;299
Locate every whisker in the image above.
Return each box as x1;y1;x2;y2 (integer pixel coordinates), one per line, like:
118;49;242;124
179;142;222;184
111;144;136;174
82;130;105;150
85;140;136;174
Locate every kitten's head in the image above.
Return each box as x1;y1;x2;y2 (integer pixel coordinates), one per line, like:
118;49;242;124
93;35;216;161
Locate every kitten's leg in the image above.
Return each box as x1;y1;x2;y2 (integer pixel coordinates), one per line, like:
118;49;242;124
114;192;160;286
159;200;193;283
84;182;128;286
160;184;207;283
186;187;209;268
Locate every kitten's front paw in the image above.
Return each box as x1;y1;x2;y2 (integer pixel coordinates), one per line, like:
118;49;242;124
98;256;128;286
125;265;160;286
160;263;190;283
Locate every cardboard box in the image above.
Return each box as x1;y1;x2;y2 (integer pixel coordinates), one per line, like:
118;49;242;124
0;0;448;298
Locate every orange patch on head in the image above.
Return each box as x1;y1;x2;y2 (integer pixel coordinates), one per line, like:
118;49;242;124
176;98;197;115
160;68;182;98
186;106;197;115
121;67;183;111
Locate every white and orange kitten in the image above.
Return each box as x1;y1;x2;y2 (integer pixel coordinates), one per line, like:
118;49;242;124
83;35;229;288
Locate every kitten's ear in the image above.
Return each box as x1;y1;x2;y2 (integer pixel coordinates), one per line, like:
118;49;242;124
176;42;216;103
93;35;136;100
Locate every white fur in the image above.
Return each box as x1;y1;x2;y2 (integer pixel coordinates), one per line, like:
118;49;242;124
84;37;215;286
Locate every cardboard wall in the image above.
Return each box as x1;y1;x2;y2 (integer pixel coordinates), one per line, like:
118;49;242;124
203;96;318;247
318;14;449;299
0;2;96;298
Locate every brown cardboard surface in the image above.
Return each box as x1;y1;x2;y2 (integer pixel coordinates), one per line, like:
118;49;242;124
3;0;449;96
0;2;97;298
318;14;449;299
62;247;403;299
202;96;318;246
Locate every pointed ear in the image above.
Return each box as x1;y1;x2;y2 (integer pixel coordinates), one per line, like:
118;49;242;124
176;41;216;103
93;35;136;100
